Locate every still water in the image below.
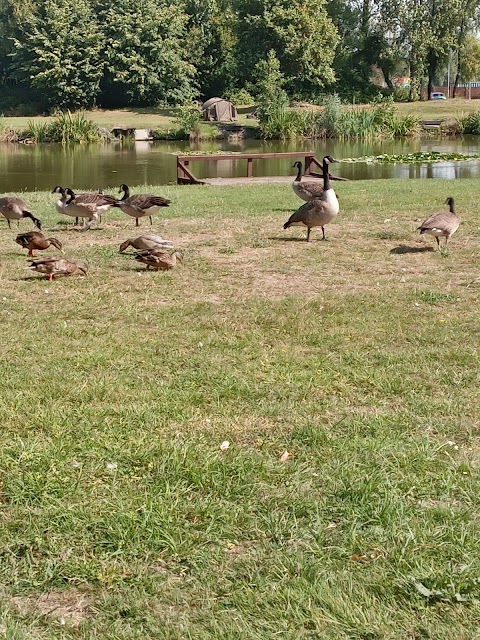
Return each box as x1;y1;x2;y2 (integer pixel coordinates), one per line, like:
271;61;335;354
1;136;480;193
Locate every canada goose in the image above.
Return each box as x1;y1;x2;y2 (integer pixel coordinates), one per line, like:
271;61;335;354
65;188;117;230
15;231;64;257
113;184;170;226
292;161;326;201
27;257;88;281
283;156;340;241
119;234;174;253
0;196;42;230
52;186;79;226
418;197;460;250
134;250;183;270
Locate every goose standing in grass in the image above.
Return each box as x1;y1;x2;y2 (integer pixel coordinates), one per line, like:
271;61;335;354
52;185;79;226
65;188;118;230
0;196;42;230
283;156;340;241
15;231;64;257
27;257;88;281
134;250;183;270
418;197;460;250
113;184;170;227
119;234;174;253
292;161;326;201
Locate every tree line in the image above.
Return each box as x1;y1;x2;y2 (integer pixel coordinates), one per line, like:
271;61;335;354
0;0;479;113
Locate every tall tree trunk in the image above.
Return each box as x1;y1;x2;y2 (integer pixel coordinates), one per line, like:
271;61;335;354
380;63;394;91
453;15;467;99
426;50;437;100
361;0;370;38
408;55;421;101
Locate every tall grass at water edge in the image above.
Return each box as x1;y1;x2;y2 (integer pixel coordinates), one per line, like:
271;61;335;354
22;111;103;143
259;95;420;140
457;111;480;135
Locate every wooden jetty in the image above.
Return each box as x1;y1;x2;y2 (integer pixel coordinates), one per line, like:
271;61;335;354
176;152;347;185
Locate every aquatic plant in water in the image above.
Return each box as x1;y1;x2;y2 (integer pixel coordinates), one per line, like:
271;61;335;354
342;151;480;164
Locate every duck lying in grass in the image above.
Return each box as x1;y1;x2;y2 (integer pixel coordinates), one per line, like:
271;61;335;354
134;250;183;270
16;231;64;257
27;257;88;281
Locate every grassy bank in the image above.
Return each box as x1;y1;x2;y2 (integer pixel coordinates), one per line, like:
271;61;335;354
3;98;480;141
1;179;480;638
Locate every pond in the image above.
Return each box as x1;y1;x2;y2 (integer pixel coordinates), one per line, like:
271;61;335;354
1;136;480;193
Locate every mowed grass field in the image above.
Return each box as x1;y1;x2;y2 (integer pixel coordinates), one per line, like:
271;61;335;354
1;179;480;639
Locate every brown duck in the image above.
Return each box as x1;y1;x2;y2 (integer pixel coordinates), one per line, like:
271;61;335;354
27;257;88;281
134;250;183;270
16;231;64;257
119;234;173;253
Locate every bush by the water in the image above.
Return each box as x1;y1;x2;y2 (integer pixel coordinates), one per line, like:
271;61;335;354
23;112;103;143
258;95;419;140
458;111;480;135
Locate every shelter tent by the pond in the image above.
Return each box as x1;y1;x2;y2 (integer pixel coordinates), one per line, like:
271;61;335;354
202;97;237;122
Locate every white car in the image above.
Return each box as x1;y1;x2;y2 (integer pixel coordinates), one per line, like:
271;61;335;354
431;92;447;100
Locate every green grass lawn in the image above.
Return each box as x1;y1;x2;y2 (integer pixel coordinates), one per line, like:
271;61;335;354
394;98;480;122
1;179;480;638
3;107;258;133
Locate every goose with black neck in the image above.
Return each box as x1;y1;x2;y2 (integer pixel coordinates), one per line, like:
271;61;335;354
283;155;340;242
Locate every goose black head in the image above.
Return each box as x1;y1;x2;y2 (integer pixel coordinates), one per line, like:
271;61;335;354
323;155;338;165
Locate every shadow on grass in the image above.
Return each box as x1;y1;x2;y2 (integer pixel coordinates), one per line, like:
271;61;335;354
269;236;315;243
390;245;435;254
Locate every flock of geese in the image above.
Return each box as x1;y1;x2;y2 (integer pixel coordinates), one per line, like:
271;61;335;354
284;155;460;248
0;156;460;280
0;183;180;280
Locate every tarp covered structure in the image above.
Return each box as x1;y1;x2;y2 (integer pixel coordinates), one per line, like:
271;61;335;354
202;97;237;122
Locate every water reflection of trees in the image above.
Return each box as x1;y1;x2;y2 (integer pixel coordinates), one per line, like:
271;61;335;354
0;137;479;191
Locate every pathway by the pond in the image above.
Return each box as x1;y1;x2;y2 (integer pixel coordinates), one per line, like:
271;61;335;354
0;136;479;193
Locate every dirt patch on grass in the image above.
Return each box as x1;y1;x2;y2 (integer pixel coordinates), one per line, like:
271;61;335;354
10;589;93;626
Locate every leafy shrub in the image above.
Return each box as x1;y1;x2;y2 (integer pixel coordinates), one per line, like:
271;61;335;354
174;104;202;137
392;86;410;102
458;111;480;135
256;91;419;140
225;89;255;106
258;103;305;140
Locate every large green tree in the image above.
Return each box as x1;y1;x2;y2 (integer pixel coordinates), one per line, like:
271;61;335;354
376;0;479;100
97;0;196;107
183;0;237;98
234;0;339;97
9;0;104;109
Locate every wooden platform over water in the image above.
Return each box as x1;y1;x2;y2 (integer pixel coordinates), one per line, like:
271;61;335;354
201;176;328;186
176;151;347;185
